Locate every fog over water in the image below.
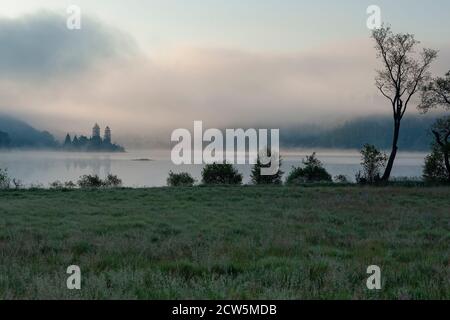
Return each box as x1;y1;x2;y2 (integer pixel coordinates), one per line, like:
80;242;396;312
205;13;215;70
0;150;426;187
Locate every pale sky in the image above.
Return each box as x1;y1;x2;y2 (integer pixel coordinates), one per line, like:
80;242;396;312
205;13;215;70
0;1;449;143
2;0;450;52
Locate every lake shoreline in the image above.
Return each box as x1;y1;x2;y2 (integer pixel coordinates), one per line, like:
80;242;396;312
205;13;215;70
0;149;428;187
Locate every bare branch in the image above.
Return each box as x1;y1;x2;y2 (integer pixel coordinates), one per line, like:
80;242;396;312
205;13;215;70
376;83;394;104
372;25;437;181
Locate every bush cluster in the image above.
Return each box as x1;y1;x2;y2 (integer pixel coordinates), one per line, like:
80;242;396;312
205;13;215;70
167;171;196;187
201;163;243;185
423;144;449;182
286;153;332;185
77;174;122;188
0;168;10;189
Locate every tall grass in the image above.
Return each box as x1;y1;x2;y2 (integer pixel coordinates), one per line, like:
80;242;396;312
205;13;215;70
0;186;448;299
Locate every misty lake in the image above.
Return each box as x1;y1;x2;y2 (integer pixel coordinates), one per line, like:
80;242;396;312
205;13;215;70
0;150;427;187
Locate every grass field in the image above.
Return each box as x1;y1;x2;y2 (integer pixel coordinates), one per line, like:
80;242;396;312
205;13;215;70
0;186;449;300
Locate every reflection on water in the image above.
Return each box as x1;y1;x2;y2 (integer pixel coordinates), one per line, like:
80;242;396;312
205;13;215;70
0;150;427;187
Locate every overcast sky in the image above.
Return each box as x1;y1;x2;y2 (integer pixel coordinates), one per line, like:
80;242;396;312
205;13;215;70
0;0;449;142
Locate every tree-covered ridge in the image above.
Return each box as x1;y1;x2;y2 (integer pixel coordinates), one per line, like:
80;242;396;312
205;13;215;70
0;131;10;148
63;123;125;152
0;115;59;149
281;115;439;151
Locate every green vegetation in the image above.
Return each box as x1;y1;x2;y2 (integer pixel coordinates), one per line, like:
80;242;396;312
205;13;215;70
356;144;388;184
420;71;450;182
0;186;448;299
250;149;283;185
167;171;196;187
202;163;243;185
286;153;332;184
334;175;350;184
49;180;77;190
77;174;122;189
423;144;449;182
421;117;450;183
0;169;10;189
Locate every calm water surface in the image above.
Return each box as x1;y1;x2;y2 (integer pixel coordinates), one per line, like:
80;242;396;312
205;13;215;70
0;150;426;187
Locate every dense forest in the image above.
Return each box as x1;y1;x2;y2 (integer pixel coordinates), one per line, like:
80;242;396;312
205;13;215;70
281;115;438;151
0;115;59;149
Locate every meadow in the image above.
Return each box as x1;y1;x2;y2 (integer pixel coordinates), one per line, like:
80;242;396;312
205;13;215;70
0;185;448;299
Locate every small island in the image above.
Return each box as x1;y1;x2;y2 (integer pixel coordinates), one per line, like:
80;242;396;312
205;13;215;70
63;124;125;152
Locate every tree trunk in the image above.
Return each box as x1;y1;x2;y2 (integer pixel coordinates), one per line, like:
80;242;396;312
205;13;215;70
444;148;450;182
382;119;401;181
431;130;450;182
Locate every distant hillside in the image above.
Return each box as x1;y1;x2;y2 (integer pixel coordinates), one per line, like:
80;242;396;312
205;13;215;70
281;115;438;151
0;115;59;149
0;114;440;151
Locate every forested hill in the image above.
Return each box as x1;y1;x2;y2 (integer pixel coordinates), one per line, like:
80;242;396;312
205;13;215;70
0;115;59;149
0;114;441;151
281;115;439;151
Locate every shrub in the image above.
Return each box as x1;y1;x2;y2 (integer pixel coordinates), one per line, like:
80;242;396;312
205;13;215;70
50;180;77;189
50;180;64;189
334;174;350;184
77;174;122;188
77;174;104;188
64;181;77;189
357;144;387;184
167;171;195;187
11;179;23;189
29;183;44;189
250;149;283;185
423;144;448;182
0;168;10;189
355;171;367;185
286;153;332;184
202;163;243;185
426;117;450;182
389;176;424;187
103;174;123;188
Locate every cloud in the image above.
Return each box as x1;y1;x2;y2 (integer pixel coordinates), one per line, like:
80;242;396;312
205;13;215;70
0;11;137;78
58;41;381;131
1;12;449;148
0;41;382;138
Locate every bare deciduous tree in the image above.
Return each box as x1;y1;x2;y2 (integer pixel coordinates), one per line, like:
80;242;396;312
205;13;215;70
372;25;437;181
